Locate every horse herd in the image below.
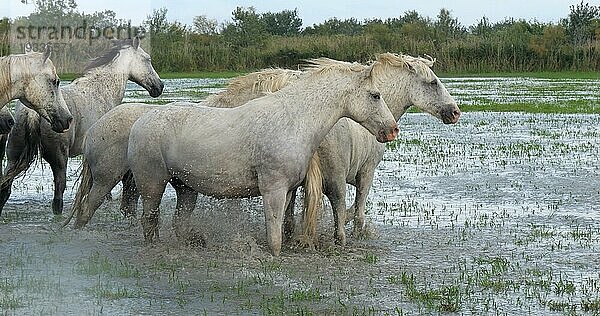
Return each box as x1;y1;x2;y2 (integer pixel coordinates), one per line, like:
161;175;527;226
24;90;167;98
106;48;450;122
0;37;460;256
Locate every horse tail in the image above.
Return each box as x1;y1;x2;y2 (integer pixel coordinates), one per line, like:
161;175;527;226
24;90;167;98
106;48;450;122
0;109;42;188
62;156;92;227
302;152;324;246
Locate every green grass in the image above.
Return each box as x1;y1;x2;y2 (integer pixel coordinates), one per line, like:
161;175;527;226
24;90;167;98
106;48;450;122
438;71;600;79
460;101;600;114
157;71;245;79
408;100;600;114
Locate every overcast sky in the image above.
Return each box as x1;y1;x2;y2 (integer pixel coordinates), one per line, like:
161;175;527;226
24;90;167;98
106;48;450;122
3;0;599;28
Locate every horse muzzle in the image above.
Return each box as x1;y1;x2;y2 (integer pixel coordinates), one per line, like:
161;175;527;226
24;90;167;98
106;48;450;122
376;123;399;143
50;115;73;133
441;105;461;124
148;81;164;98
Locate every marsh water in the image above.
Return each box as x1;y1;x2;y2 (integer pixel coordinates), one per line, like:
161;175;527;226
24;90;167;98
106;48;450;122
1;77;599;315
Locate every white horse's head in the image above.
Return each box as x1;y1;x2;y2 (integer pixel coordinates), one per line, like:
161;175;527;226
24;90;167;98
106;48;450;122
85;37;164;97
12;45;72;132
306;58;398;143
374;53;461;124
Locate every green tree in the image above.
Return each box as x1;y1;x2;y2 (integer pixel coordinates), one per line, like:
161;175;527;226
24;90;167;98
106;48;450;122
145;7;169;36
303;17;363;35
262;9;302;36
470;16;492;37
222;6;268;47
193;15;218;35
435;8;464;42
565;1;599;44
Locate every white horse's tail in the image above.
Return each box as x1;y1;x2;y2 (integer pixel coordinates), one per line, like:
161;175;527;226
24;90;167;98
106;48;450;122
62;156;92;228
302;152;324;246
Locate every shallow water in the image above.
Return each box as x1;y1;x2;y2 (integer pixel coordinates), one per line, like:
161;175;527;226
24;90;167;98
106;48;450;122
1;77;599;315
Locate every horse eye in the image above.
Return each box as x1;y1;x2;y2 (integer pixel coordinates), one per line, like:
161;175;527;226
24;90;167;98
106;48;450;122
430;80;438;86
370;92;381;100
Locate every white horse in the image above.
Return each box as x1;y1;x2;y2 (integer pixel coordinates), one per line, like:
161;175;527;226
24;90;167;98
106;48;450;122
0;37;163;216
0;45;72;132
66;68;303;228
127;59;398;256
299;53;460;246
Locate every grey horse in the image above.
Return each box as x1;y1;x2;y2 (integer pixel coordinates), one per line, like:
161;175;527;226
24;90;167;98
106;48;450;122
299;53;461;246
0;45;72;133
127;58;398;256
0;37;163;216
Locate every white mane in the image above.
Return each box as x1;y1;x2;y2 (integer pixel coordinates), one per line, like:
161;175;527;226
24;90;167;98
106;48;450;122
302;57;367;75
204;68;302;108
372;52;437;82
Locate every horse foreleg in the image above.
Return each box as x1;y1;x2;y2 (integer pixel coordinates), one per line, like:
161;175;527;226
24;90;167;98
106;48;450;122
261;187;287;257
324;179;347;246
353;171;375;236
345;201;356;225
171;179;200;246
137;177;167;244
120;170;140;217
45;152;68;215
283;188;297;241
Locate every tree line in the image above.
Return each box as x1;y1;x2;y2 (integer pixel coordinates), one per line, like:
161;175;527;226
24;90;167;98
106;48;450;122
2;0;600;74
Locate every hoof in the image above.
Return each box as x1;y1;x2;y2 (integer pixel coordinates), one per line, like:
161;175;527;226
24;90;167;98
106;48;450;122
52;198;63;215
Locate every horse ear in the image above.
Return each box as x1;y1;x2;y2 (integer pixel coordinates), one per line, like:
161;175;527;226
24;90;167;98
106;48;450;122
132;36;140;50
24;42;33;54
43;44;52;63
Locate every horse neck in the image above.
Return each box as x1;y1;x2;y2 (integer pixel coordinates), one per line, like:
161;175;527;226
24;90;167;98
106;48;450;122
75;66;128;107
270;73;353;151
374;65;413;121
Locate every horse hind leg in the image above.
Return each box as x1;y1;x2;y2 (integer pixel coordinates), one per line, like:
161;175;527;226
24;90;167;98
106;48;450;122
74;182;118;228
353;171;375;236
283;188;297;242
120;170;140;218
324;179;347;246
170;178;201;246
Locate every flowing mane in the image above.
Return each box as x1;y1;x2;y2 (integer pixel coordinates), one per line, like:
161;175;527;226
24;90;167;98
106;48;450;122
372;52;436;82
83;39;135;73
230;68;301;94
203;68;302;108
302;57;366;75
